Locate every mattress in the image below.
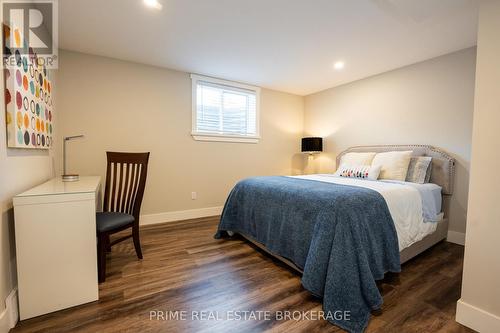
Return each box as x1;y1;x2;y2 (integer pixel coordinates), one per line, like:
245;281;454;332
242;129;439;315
291;174;442;251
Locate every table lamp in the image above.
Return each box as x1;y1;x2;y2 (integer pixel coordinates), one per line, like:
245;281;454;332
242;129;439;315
62;135;84;182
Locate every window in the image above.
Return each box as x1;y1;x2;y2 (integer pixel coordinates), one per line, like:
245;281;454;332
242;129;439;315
191;74;260;143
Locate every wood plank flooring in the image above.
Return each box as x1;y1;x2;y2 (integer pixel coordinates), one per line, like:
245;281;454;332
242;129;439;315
12;216;474;333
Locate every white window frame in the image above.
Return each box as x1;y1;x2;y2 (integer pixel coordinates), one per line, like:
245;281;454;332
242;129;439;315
191;74;261;143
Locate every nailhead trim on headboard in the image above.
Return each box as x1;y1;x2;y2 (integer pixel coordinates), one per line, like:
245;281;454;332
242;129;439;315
336;145;456;195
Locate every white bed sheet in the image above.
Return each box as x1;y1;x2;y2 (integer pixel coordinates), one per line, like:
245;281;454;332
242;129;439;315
380;180;443;222
290;174;440;251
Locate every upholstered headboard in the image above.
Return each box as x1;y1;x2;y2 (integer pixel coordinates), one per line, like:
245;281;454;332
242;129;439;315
336;145;456;195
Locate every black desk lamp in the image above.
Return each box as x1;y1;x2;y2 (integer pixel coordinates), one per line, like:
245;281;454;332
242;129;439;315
62;135;84;182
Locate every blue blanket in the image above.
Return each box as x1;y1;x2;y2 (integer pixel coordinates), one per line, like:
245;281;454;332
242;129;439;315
215;176;401;332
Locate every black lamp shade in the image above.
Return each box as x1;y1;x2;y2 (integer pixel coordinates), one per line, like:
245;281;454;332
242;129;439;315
301;137;323;153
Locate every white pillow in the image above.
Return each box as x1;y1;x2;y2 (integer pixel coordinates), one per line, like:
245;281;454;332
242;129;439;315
340;152;376;166
371;151;413;181
336;164;381;180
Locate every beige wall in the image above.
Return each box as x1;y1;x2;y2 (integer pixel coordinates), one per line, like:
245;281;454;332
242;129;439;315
0;76;55;313
55;50;304;216
457;1;500;331
304;48;476;234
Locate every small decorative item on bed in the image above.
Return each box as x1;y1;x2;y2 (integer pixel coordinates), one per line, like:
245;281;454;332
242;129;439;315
215;144;455;333
336;164;381;180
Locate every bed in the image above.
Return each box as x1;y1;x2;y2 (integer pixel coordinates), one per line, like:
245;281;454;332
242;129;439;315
214;145;455;333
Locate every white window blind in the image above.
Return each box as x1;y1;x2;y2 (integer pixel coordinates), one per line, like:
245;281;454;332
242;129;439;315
191;75;260;143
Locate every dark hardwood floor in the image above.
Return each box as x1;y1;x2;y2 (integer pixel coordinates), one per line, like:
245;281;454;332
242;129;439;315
13;216;474;333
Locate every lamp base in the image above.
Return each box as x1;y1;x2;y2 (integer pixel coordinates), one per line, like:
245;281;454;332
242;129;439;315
62;174;79;182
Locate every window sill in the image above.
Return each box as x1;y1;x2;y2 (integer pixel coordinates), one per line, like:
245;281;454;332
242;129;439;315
191;133;260;144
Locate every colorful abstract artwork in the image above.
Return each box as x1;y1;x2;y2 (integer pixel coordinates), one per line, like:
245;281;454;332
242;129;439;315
4;26;54;149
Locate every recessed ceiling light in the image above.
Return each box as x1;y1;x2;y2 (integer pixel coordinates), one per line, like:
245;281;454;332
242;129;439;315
333;61;345;70
144;0;162;10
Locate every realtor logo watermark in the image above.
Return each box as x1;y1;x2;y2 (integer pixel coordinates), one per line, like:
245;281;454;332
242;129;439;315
2;0;58;68
150;310;351;322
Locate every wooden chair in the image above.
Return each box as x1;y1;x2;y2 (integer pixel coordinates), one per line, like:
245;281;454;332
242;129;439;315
97;152;150;282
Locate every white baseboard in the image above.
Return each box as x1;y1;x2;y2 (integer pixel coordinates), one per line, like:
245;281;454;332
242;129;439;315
140;206;223;225
0;288;18;332
447;230;466;245
457;299;500;333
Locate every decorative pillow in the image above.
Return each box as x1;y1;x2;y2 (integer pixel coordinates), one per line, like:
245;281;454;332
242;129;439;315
340;152;376;166
336;164;381;180
371;151;413;181
406;156;432;184
424;162;432;183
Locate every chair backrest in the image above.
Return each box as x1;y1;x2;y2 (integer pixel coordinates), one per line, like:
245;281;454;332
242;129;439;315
103;152;150;222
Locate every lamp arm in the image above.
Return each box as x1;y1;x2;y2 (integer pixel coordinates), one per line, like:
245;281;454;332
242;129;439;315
64;135;84;141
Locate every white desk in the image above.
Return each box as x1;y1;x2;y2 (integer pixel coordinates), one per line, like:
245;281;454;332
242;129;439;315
13;176;101;320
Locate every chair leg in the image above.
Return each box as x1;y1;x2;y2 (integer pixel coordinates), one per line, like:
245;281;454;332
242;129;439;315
105;235;111;252
98;234;107;283
132;226;143;260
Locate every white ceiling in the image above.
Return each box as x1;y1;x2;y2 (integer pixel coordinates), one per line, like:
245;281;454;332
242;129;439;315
59;0;479;96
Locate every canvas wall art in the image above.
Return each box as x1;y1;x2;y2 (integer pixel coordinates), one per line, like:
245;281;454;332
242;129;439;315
4;26;54;149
